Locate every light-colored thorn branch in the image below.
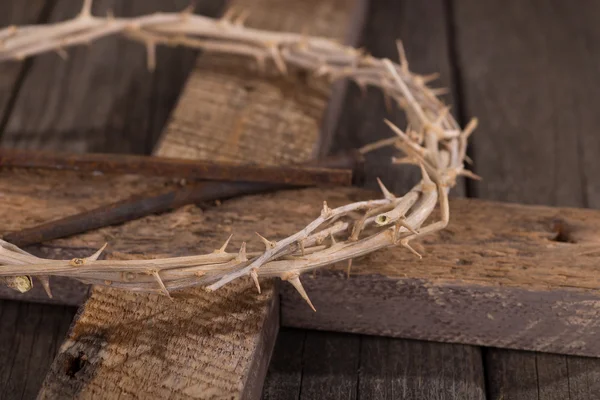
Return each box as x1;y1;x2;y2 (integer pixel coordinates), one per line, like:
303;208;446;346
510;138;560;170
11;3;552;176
0;4;477;309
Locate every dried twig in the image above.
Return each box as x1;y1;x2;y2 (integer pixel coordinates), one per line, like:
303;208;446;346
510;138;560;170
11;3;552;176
0;1;478;310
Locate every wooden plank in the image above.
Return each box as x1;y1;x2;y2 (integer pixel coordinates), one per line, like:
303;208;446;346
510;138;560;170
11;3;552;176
0;0;218;154
299;331;360;400
0;300;75;400
360;337;485;400
35;0;362;398
261;329;305;400
452;0;600;396
5;176;600;355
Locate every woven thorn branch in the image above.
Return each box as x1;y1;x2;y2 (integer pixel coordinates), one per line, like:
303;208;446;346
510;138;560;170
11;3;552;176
0;0;479;310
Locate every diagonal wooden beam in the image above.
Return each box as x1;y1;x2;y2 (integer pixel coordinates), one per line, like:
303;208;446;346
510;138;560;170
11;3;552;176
33;0;365;398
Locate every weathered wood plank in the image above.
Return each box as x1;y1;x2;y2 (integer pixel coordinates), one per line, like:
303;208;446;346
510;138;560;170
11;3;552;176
299;331;360;400
0;300;76;400
35;0;362;398
1;0;218;154
453;0;600;396
261;329;305;400
360;337;485;400
4;175;600;356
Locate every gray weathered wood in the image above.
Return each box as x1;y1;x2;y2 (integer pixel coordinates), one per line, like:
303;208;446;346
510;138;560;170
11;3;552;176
261;329;305;400
453;0;600;397
0;300;75;400
300;331;360;400
360;337;485;400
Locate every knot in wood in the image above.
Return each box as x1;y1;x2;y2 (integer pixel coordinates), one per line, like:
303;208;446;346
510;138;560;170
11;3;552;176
70;258;85;267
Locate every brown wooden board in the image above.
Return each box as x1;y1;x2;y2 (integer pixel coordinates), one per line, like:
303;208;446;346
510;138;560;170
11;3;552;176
453;0;600;397
33;0;364;398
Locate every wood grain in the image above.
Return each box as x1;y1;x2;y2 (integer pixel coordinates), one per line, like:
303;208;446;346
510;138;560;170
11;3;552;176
261;329;305;400
359;337;485;400
0;300;75;400
35;0;361;398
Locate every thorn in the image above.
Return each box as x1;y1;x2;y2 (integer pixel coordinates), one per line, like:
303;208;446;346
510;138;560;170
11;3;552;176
87;243;107;261
216;234;234;253
459;169;482;181
320;201;333;218
354;78;367;97
256;232;276;249
430;87;450;96
329;233;336;245
401;239;422;259
391;156;417;165
395;40;409;73
285;274;316;312
418;72;440;84
106;9;114;20
79;0;93;18
376;177;396;201
55;48;68;60
269;45;287;75
382;88;393;112
314;64;330;77
233;9;250;26
419;163;434;187
181;1;196;16
395;218;418;235
299;240;305;256
254;53;267;73
346;259;353;278
39;276;53;298
236;242;247;262
464;154;473;165
462;117;479;139
151;270;172;299
250;269;261;293
221;6;237;23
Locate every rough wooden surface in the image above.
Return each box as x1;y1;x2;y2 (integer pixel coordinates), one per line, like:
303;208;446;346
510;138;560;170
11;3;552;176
454;0;600;397
35;0;361;398
0;300;75;400
360;337;485;400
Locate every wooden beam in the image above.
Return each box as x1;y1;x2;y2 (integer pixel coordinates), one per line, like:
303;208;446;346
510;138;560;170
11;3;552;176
5;179;600;357
32;0;363;398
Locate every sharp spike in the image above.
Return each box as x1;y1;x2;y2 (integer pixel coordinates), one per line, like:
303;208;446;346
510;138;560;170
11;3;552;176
391;156;417;165
250;269;261;293
221;6;237;23
146;41;156;72
286;274;316;312
376;177;396;201
39;276;53;298
217;233;234;253
401;239;422;259
256;232;276;249
395;40;409;73
87;243;107;262
395;218;418;235
346;259;353;278
430;87;450;96
299;240;305;256
462;117;479;139
234;9;250;25
419;72;440;84
79;0;93;18
151;270;172;299
181;2;196;16
321;201;333;218
419;163;434;186
269;45;287;75
329;233;336;245
236;242;247;262
459;169;482;181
